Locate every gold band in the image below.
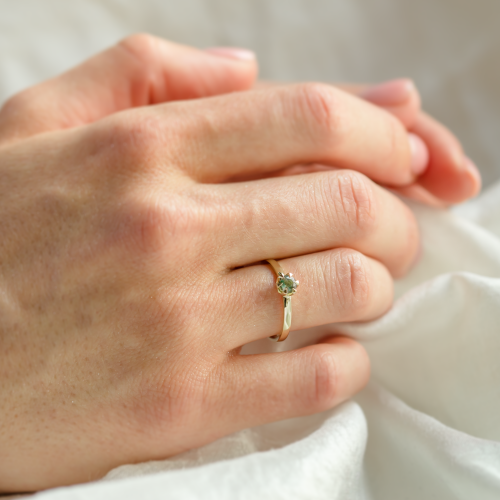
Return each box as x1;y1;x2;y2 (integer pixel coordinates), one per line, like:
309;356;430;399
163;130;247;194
266;259;299;342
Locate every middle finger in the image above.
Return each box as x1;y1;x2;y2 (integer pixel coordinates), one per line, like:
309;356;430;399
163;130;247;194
208;169;419;278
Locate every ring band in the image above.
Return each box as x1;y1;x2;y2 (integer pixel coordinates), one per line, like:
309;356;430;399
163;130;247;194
266;259;299;342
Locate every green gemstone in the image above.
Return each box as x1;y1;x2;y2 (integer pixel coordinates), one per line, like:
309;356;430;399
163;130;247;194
277;274;298;295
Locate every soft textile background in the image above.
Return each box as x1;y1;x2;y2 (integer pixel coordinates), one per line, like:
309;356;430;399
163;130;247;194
1;1;500;499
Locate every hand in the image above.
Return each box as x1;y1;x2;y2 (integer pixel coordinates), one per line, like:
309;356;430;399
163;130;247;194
256;79;481;206
349;79;481;205
0;35;421;491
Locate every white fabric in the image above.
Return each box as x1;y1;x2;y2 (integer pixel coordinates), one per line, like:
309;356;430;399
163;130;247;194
1;1;500;498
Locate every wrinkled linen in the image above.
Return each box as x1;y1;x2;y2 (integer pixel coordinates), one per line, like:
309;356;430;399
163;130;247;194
1;1;500;499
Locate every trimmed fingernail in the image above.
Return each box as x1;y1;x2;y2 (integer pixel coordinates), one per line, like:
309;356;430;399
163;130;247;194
464;157;482;195
361;79;415;106
408;133;429;176
204;47;256;61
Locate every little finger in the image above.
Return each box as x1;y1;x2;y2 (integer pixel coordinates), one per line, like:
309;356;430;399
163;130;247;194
215;336;370;429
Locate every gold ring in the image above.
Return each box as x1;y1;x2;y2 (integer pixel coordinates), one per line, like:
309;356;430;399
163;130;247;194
266;259;299;342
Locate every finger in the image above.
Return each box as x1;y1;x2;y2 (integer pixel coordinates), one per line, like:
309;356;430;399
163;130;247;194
222;248;393;348
257;79;421;130
340;79;421;129
211;169;419;276
353;84;481;203
215;337;370;428
315;81;481;203
165;83;427;185
253;80;480;204
411;112;481;203
226;162;342;182
390;183;449;208
0;34;257;142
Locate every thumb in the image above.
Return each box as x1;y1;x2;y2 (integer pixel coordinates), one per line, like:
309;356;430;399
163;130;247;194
0;34;258;143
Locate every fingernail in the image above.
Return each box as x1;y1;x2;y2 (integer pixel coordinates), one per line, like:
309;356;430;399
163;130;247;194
408;133;429;176
204;47;256;61
464;157;482;195
361;79;415;106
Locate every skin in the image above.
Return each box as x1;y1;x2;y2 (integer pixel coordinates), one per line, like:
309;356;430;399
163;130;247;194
255;79;481;205
0;35;480;492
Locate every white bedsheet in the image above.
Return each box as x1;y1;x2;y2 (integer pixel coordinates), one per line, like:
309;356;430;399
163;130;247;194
1;1;499;498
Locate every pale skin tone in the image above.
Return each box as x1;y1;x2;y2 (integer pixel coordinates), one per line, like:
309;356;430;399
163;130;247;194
0;35;481;492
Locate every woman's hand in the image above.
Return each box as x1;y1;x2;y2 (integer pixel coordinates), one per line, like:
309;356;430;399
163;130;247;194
1;35;423;492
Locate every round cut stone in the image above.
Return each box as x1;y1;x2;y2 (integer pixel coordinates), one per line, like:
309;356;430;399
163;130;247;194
277;274;298;296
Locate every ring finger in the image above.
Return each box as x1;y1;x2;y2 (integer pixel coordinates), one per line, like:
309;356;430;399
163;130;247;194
220;247;392;349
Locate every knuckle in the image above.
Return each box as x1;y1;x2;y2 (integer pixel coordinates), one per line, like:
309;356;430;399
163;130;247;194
308;348;339;411
99;113;164;173
117;33;159;63
126;197;192;255
288;83;341;141
134;199;175;254
329;171;377;236
306;340;370;413
325;249;372;318
1;89;35;117
122;190;209;258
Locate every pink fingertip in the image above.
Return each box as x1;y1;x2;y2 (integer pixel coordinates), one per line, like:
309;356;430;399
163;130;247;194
464;157;482;196
204;47;256;62
361;79;415;106
408;133;429;176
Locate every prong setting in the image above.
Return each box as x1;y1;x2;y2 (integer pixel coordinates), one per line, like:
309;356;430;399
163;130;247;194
276;273;299;297
265;259;298;342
